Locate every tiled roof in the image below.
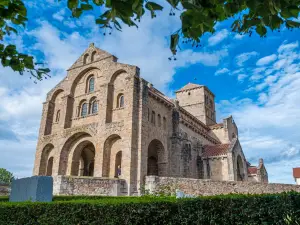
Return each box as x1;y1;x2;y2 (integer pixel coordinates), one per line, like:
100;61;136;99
209;123;224;129
248;167;258;175
293;167;300;178
202;144;230;157
175;83;203;93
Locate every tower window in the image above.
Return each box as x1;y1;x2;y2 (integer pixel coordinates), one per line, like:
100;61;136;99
151;111;156;125
81;103;88;117
157;114;161;127
88;77;95;93
83;54;89;64
91;100;98;114
188;92;191;95
91;51;96;62
55;110;60;122
117;94;124;108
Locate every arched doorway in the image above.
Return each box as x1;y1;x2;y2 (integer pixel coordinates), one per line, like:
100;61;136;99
70;141;95;176
58;132;92;175
147;139;165;176
39;143;54;175
46;157;54;176
236;155;244;181
102;134;122;178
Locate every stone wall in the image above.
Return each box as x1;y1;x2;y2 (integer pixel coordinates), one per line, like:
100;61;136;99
0;182;10;196
145;176;300;196
53;176;128;196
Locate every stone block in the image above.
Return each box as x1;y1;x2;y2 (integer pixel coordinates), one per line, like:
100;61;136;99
9;176;53;202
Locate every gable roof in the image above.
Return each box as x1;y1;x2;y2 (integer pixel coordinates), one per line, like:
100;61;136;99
175;83;203;93
202;144;230;157
68;43;115;70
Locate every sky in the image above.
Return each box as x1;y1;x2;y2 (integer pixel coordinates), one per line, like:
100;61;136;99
0;0;300;184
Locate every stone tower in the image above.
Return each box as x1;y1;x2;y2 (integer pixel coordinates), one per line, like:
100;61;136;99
175;83;216;126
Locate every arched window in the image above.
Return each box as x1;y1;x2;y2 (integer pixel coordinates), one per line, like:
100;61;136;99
88;77;95;93
55;110;60;122
151;111;156;125
117;94;124;108
83;54;89;64
91;51;96;62
157;114;161;127
163;117;166;130
81;102;88;117
91;100;98;114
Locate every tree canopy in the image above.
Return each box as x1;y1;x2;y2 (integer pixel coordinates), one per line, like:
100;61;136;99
0;168;14;184
1;0;300;79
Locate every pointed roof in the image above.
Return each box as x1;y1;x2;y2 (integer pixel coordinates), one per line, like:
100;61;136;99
175;83;203;93
67;43;116;71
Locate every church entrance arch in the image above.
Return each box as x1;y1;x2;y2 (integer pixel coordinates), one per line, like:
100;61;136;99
236;155;244;181
39;143;54;175
147;139;166;176
58;132;92;175
102;134;122;178
70;140;95;176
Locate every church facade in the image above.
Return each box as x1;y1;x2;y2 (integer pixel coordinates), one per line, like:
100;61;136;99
33;43;268;195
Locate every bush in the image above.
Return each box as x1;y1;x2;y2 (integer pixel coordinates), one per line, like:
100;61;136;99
0;192;300;225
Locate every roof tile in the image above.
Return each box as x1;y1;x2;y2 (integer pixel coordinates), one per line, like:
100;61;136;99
202;144;230;157
293;168;300;178
248;167;258;175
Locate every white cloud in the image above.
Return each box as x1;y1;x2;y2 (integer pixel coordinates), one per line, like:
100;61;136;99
208;29;229;46
215;68;229;76
235;51;258;67
237;74;247;82
256;54;277;66
218;41;300;184
234;33;245;40
53;9;65;21
278;41;298;53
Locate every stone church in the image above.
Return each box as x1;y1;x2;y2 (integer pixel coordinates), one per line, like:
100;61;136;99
33;43;268;196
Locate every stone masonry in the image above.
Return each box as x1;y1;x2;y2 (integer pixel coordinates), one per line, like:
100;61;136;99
145;176;300;196
33;43;268;196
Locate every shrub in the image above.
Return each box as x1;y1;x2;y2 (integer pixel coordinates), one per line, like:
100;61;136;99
0;192;300;225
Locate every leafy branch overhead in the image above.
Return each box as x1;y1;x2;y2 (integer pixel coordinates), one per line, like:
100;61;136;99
66;0;300;57
0;0;50;81
0;0;300;79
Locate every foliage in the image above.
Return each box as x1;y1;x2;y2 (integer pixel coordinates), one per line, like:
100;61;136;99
0;0;50;81
65;0;300;57
1;0;300;78
0;168;14;185
0;192;300;224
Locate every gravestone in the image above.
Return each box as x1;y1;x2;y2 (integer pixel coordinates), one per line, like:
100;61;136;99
9;176;53;202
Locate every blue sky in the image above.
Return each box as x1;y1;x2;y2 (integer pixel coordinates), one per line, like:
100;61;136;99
0;0;300;184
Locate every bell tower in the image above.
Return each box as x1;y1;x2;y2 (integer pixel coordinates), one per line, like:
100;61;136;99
175;83;216;126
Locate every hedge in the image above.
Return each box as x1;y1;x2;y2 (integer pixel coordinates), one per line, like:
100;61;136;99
0;192;300;225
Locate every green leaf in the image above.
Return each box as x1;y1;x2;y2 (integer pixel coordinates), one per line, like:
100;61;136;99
0;0;9;6
256;25;267;36
81;3;93;10
23;56;34;69
68;0;78;10
286;20;300;28
72;8;83;18
170;33;179;55
145;2;163;11
287;6;300;18
95;18;107;24
92;0;104;6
